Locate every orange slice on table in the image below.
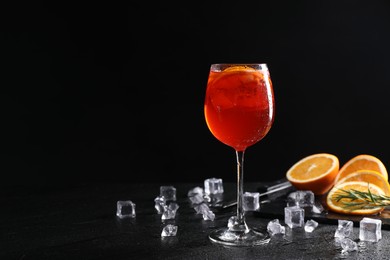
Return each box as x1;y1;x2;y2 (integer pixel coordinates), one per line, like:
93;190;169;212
334;154;388;184
326;181;386;215
286;153;339;195
335;170;390;196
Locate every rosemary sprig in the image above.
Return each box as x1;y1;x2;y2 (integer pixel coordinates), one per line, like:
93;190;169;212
333;184;390;210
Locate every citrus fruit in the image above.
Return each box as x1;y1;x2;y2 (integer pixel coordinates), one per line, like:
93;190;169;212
335;170;390;196
334;154;388;184
286;153;339;195
326;181;386;215
224;65;256;72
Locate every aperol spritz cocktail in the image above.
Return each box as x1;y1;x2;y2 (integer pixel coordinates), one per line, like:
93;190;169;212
204;64;275;246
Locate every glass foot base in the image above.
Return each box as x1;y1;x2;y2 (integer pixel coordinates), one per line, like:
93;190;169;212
209;227;270;247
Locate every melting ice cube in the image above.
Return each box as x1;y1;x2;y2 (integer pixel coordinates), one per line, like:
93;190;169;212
161;208;176;220
194;203;210;215
335;220;353;238
187;186;204;197
202;209;215;221
189;194;204;205
284;206;304;228
243;192;260;212
161;224;178;237
160;186;177;201
359;217;382;242
267;219;285;235
204;178;224;195
287;190;314;207
228;216;239;229
304;219;318;232
116;200;136;218
340;237;358;253
154;196;167;214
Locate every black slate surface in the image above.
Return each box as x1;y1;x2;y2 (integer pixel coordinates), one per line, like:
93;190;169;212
2;182;390;259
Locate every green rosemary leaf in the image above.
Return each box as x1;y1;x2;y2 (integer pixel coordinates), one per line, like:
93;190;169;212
367;184;376;203
331;183;390;211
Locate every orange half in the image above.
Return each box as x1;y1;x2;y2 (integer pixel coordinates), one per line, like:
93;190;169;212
286;153;339;195
335;154;388;183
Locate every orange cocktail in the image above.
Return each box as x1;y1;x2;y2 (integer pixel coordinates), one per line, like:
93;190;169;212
204;64;275;246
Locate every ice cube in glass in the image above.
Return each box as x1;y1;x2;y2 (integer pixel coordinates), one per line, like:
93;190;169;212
116;200;136;218
284;206;304;228
243;192;260;211
204;177;224;195
334;220;353;238
359;217;382;242
160;186;177;201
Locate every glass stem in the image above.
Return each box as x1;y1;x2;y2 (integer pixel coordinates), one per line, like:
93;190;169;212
236;150;248;231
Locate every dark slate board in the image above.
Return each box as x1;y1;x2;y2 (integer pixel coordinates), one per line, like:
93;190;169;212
253;184;390;230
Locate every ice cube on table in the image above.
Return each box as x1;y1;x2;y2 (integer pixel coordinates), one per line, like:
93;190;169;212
334;220;353;238
116;200;136;218
287;190;314;207
203;193;224;207
340;237;358;253
187;186;204;197
193;202;215;221
161;208;176;220
202;209;215;221
204;178;224;195
160;186;177;201
359;217;382;242
194;203;210;214
267;219;285;235
154;196;167;214
304;219;318;232
243;192;260;212
161;224;178;237
227;216;239;229
311;201;325;214
189;194;204;205
168;202;179;212
284;206;304;228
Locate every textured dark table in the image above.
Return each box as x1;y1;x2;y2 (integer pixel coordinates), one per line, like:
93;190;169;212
2;182;390;260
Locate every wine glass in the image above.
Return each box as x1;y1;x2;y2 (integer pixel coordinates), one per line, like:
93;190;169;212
204;63;275;246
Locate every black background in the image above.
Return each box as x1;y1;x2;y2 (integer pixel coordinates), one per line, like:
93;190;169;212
3;1;390;186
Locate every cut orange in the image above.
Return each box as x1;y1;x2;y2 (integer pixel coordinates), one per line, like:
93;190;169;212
335;170;390;196
286;153;339;195
224;65;257;72
334;154;388;184
326;181;385;215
